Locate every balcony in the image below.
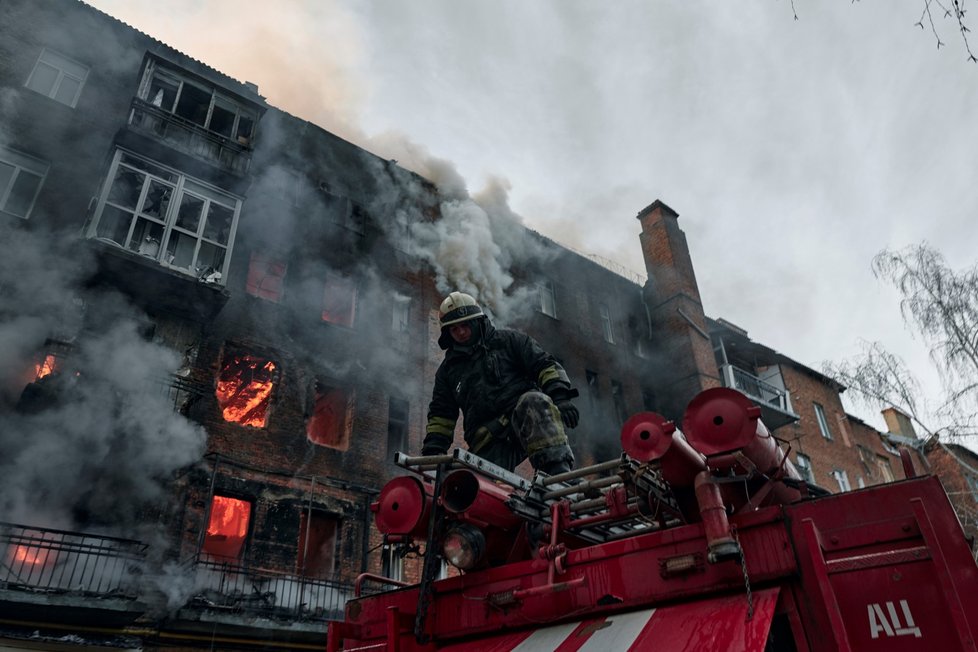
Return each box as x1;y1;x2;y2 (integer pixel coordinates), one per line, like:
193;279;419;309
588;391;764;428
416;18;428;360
719;364;799;430
127;98;252;175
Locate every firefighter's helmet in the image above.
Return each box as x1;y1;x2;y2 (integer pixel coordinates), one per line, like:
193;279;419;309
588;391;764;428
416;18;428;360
439;292;484;328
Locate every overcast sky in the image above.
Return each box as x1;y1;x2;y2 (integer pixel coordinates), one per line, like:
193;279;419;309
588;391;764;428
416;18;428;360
85;0;976;437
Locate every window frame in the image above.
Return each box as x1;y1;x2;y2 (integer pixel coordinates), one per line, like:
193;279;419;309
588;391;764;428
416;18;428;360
795;453;814;484
306;380;355;451
321;273;358;327
830;469;851;492
610;379;628;426
0;146;49;220
25;48;89;108
538;279;557;318
813;402;834;440
387;397;409;460
599;304;615;344
87;150;241;284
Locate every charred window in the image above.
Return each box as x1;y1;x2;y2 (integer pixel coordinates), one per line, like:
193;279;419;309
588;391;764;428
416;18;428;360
140;60;256;145
585;370;599;412
202;494;252;561
307;381;355;450
297;510;341;578
88;150;240;284
216;349;278;428
387;397;409;460
245;252;287;302
322;274;357;327
611;380;628;426
0;146;48;220
25;48;88;108
641;388;657;412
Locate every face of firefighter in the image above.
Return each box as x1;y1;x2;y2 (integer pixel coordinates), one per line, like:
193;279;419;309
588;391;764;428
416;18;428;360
449;322;473;344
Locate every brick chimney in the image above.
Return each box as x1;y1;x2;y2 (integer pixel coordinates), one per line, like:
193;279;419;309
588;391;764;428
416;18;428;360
881;406;918;439
637;200;720;422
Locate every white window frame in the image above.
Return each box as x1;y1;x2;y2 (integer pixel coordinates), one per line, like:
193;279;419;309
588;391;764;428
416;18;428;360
599;304;615;344
0;147;48;219
138;59;256;144
831;469;851;493
814;402;833;440
25;48;89;108
381;545;404;582
538;279;557;318
795;453;814;484
87;150;240;284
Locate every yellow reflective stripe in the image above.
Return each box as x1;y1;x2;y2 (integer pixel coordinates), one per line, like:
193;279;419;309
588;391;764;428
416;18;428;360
537;365;562;387
525;404;568;455
427;416;456;437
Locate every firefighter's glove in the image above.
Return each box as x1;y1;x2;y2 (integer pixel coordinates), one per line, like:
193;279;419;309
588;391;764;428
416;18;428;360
421;434;451;457
556;400;580;429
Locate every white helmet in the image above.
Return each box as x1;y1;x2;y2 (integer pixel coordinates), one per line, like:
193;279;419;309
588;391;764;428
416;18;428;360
439;292;484;327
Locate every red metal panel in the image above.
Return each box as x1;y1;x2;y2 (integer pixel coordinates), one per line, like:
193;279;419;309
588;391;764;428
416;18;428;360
436;588;779;651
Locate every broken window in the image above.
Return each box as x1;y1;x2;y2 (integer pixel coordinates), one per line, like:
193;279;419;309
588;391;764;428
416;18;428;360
202;495;251;561
297;510;341;578
25;48;88;108
387;397;409;460
88;150;240;283
0;146;48;219
140;60;256;145
245;252;287;302
216;350;277;428
585;370;599;412
321;274;357;327
306;381;355;450
538;279;557;318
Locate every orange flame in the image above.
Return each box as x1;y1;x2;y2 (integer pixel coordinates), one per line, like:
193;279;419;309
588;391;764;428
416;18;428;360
203;496;251;560
34;354;57;380
11;544;50;566
216;356;276;427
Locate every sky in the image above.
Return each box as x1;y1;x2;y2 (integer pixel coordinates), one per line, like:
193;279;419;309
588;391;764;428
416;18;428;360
83;0;977;438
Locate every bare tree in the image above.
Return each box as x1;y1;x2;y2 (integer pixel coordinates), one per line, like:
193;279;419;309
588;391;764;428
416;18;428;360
824;244;978;440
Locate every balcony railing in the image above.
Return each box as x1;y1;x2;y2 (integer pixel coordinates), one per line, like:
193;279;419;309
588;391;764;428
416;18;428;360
720;364;795;415
153;373;208;415
0;522;147;597
188;559;356;622
128;98;252;175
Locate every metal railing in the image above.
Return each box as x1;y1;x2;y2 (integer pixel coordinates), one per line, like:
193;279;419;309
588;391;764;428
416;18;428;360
0;522;146;597
720;364;794;414
128;98;252;175
188;559;355;622
154;373;208;414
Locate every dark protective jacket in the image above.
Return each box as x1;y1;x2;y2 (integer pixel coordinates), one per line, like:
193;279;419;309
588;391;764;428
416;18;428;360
423;319;574;455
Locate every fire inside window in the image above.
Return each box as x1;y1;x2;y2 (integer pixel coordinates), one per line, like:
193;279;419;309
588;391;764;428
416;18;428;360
202;495;251;561
307;382;354;450
216;352;277;428
297;511;341;578
245;252;287;302
322;274;357;327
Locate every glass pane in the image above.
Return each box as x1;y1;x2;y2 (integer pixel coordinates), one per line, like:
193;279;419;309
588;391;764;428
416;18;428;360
202;203;233;244
128;218;164;257
107;167;144;209
164;231;197;271
6;171;42;217
0;162;14;202
53;75;81;106
196;242;226;276
148;74;179;110
141;180;172;218
95;205;134;245
120;155;176;182
26;61;59;96
174;82;211;126
176;193;204;233
210;98;236;138
41;50;87;79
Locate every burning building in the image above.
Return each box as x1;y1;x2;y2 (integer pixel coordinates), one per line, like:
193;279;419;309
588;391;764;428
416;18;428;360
0;0;912;649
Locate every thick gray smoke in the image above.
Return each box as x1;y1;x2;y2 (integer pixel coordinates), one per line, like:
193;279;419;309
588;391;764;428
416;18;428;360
0;225;206;530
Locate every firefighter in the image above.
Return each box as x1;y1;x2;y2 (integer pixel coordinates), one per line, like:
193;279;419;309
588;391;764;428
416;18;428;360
421;291;579;476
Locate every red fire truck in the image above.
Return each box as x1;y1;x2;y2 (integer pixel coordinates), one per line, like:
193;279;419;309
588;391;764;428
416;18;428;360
327;388;978;651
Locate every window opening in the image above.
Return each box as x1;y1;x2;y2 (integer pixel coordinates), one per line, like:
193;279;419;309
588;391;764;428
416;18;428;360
297;510;341;578
611;380;628;426
0;147;48;219
392;295;410;333
641;388;657;412
387;397;409;460
307;381;354;450
585;370;599;412
795;454;814;483
245;252;287;302
877;455;895;482
88;150;240;283
216;350;277;428
202;495;251;561
538;279;557;318
25;48;88;107
813;402;833;440
831;469;851;493
322;274;357;327
381;545;404;582
599;304;615;343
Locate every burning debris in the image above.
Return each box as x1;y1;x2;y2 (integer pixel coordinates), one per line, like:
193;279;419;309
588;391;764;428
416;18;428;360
216;352;277;428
